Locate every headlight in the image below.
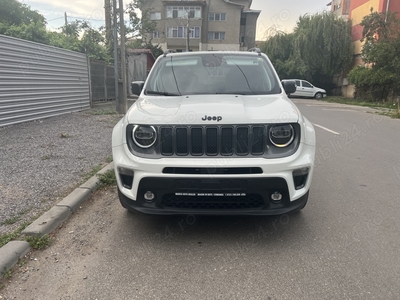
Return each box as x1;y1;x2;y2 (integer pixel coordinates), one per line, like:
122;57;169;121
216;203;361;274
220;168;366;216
269;124;294;148
132;125;157;148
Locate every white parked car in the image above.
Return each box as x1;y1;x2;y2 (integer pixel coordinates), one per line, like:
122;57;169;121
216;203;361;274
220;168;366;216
283;79;326;100
112;49;316;215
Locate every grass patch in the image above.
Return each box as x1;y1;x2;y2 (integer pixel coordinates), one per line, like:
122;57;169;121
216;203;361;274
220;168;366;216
105;155;113;163
97;169;117;188
41;155;51;160
323;96;400;118
1;216;20;225
82;164;103;182
0;222;30;248
323;96;392;109
25;235;51;250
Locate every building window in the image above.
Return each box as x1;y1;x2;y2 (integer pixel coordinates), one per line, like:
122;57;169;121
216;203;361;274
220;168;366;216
150;12;161;20
209;13;226;21
166;6;201;19
151;31;161;39
208;32;225;40
167;27;200;38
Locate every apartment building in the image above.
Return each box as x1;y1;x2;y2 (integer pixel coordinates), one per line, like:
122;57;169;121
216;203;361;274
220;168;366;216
328;0;400;97
140;0;261;52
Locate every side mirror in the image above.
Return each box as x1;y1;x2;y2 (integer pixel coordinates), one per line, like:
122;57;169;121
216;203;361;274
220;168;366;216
131;81;145;95
282;80;296;95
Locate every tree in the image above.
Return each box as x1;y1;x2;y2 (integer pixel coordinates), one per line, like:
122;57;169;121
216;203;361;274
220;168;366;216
260;12;353;93
46;21;111;62
126;0;163;58
348;11;400;101
0;0;48;43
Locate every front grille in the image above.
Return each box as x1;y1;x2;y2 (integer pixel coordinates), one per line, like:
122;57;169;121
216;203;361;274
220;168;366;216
126;123;300;159
161;194;264;210
160;125;266;156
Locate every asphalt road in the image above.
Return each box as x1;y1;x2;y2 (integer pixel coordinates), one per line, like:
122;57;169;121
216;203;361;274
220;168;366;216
2;99;400;299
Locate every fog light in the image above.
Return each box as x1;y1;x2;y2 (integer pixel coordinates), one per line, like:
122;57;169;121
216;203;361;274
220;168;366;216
144;191;155;202
271;191;283;203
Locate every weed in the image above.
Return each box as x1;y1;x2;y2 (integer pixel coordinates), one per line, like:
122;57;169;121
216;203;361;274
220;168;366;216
1;268;12;279
323;96;392;109
18;259;27;267
82;164;103;182
0;222;30;248
1;216;20;225
105;155;113;163
41;155;51;160
97;169;117;187
25;235;51;250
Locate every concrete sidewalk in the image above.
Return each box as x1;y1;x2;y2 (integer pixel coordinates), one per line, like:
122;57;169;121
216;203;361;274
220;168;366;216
0;162;114;278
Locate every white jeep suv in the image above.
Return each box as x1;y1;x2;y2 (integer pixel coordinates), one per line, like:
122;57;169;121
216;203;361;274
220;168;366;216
112;50;315;215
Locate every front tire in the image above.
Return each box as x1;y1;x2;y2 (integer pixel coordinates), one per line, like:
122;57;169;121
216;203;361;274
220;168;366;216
315;92;323;100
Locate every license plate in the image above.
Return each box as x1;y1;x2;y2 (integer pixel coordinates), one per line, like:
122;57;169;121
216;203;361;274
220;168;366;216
175;192;246;197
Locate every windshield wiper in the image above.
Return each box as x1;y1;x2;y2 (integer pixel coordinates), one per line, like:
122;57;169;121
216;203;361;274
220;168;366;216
145;90;181;96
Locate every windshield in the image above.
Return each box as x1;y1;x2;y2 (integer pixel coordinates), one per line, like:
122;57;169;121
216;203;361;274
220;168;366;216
144;53;281;96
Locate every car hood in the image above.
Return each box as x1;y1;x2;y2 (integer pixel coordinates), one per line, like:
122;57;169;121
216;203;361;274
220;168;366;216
126;94;300;125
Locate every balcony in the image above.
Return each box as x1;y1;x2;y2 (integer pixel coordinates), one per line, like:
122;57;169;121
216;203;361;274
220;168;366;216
162;0;207;5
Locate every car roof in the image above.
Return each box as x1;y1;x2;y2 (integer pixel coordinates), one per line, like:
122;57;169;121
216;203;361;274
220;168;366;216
162;50;265;58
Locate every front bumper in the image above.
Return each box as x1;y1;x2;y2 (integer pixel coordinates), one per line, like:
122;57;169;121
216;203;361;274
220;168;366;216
112;140;315;215
118;177;309;215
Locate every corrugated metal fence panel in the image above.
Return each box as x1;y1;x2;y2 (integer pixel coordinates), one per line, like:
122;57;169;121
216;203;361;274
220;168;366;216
0;34;90;127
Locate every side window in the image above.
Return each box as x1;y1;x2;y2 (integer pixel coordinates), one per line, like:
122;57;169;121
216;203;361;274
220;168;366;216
295;80;301;87
302;81;312;88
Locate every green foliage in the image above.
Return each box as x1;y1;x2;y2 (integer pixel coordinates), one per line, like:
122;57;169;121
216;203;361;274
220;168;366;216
47;21;111;62
126;0;163;58
0;0;46;28
0;222;30;248
0;0;48;43
97;169;117;187
126;0;157;41
348;11;400;101
0;0;111;62
25;235;51;250
260;12;353;93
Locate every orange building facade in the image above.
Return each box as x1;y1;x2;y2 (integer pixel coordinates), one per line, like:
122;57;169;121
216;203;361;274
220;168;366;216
330;0;400;97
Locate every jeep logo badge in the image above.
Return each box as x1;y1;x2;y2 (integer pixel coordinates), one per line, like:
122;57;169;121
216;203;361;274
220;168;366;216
202;115;222;122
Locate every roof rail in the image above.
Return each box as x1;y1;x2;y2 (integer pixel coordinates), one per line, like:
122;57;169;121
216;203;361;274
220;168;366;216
163;49;176;57
248;47;262;56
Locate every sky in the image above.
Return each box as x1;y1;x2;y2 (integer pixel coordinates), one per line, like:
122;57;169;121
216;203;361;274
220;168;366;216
18;0;330;40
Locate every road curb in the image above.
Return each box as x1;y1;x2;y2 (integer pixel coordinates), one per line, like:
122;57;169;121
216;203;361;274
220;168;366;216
0;162;114;278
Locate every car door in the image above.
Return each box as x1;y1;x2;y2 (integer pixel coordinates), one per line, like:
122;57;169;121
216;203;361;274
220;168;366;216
293;80;303;97
301;81;314;97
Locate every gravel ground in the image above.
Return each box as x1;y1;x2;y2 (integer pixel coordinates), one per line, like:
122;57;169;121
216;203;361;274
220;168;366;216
0;101;126;236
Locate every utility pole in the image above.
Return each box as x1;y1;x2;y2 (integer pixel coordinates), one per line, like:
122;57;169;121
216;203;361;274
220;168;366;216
64;12;68;27
104;0;112;54
385;0;391;23
117;0;127;114
112;0;119;112
186;12;190;52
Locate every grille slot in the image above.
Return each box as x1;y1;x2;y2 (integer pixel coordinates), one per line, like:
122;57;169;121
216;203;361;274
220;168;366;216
236;127;249;155
176;128;188;155
161;194;264;210
206;128;218;155
191;128;203;155
160;127;173;155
